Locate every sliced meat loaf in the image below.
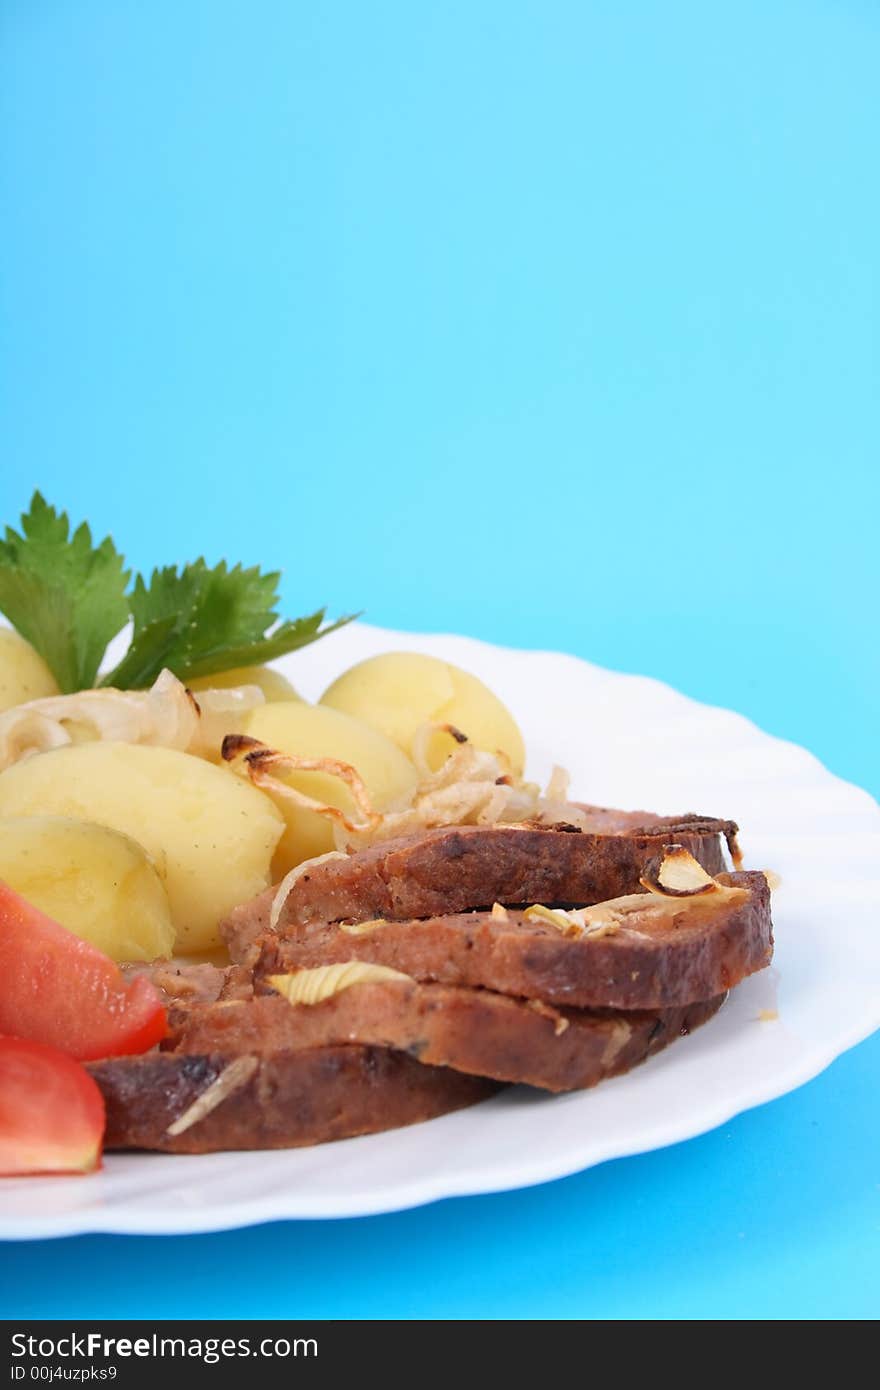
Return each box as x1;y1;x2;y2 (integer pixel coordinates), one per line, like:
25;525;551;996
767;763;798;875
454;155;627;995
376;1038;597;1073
258;871;772;1011
222;814;739;958
167;982;727;1094
89;1046;497;1154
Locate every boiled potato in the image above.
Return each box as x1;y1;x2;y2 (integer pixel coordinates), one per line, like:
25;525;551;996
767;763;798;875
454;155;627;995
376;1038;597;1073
0;743;283;953
240;702;418;873
0;629;59;712
320;652;525;775
0;815;175;961
188;665;300;702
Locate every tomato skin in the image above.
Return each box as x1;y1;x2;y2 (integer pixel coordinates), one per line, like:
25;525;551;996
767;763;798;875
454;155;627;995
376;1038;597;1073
0;1036;105;1175
0;881;167;1061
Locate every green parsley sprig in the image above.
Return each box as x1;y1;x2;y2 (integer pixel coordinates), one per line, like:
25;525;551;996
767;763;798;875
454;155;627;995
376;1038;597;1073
0;493;355;693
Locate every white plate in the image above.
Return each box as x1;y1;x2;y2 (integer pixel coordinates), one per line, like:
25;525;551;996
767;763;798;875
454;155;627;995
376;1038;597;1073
3;624;879;1238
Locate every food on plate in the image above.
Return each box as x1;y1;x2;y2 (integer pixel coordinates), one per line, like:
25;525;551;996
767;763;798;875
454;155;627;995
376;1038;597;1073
90;1045;496;1155
0;1037;105;1176
223;816;739;951
0;629;59;713
254;860;772;1012
188;665;299;702
320;651;525;774
0;743;284;952
0;815;175;961
0;882;167;1060
235;702;418;873
0;493;778;1172
84;846;770;1150
170;976;726;1095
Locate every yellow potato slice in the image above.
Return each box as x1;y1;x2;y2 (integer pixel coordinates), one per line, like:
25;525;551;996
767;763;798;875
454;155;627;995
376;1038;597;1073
0;742;284;952
0;629;60;712
0;814;175;961
240;701;418;873
320;652;525;774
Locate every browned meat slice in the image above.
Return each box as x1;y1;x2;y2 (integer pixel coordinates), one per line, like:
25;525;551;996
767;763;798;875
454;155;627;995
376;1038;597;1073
167;983;726;1094
89;1046;497;1154
258;871;771;1011
222;814;739;960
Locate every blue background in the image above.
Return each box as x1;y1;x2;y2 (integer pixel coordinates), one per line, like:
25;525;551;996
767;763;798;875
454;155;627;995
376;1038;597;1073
2;1;878;1319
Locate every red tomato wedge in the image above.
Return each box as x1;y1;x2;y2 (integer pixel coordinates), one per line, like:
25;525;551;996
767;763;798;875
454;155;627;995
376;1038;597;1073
0;1036;105;1175
0;881;167;1060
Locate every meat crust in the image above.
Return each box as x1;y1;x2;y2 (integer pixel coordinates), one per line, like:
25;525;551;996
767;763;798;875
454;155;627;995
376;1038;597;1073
90;1046;497;1154
167;985;727;1094
222;815;738;962
257;872;771;1011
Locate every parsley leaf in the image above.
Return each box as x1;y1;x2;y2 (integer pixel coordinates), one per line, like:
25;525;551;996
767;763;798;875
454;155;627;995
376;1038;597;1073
0;493;130;692
100;559;356;689
0;494;356;693
97;615;180;691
